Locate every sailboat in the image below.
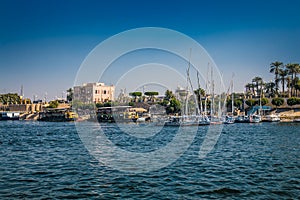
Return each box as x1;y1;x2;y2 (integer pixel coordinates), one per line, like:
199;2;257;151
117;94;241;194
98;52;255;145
224;77;235;124
249;87;262;123
207;66;223;125
165;50;210;126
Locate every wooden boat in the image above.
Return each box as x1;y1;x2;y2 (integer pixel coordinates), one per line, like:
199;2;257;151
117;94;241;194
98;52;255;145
38;108;78;122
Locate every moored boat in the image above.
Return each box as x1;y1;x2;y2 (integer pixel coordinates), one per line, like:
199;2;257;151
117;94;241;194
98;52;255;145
249;114;262;123
263;114;280;122
223;116;235;124
235;115;249;123
38;108;78;122
293;118;300;123
0;112;20;120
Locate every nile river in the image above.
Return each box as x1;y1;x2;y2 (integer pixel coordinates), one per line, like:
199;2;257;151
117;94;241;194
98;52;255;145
0;121;299;199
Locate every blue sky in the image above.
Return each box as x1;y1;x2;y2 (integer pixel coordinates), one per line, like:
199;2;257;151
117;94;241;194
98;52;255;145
0;0;299;100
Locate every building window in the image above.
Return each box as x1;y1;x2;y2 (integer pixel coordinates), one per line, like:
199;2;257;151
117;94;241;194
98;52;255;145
103;90;107;94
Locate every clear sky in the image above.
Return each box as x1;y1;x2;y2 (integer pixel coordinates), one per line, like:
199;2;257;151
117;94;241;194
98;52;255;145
0;0;299;100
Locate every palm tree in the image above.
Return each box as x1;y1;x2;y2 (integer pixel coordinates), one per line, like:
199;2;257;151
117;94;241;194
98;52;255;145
66;88;73;102
270;61;283;94
286;63;300;96
295;78;300;97
250;83;255;96
245;83;255;97
286;76;292;98
245;83;252;93
278;69;288;96
252;76;263;97
265;81;276;98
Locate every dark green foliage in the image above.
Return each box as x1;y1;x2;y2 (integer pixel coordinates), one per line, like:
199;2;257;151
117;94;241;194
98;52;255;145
0;93;21;105
129;92;142;97
144;91;159;101
72;100;95;110
129;92;142;102
234;99;243;108
166;98;181;114
287;97;300;106
66;88;73;102
227;99;243;109
164;90;175;101
245;99;257;107
194;88;205;97
144;91;159;96
271;97;284;107
260;98;269;106
160;90;181;114
48;100;59;108
96;101;114;108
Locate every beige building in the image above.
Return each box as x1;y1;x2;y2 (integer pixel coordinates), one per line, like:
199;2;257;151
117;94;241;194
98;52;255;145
73;83;115;103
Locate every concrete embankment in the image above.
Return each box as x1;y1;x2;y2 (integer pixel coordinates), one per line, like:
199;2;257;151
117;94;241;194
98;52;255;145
20;113;39;120
277;110;300;121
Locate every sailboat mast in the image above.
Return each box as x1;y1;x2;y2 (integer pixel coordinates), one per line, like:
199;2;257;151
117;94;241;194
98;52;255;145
231;80;234;115
197;71;203;114
211;66;214;116
186;49;200;115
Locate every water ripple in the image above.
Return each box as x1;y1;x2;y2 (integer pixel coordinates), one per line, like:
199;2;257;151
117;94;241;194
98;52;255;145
0;121;299;199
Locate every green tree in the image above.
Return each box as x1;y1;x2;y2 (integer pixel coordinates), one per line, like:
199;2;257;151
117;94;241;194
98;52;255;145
245;83;251;92
252;76;263;97
295;78;300;97
129;92;142;102
245;99;257;107
260;97;269;106
278;69;288;95
287;97;299;106
265;81;276;98
194;88;206;110
144;91;159;102
0;93;21;105
270;61;283;94
166;98;181;114
271;97;284;108
160;90;181;114
286;63;300;96
48;100;59;108
194;88;205;97
226;99;243;110
164;90;175;101
66;88;73;102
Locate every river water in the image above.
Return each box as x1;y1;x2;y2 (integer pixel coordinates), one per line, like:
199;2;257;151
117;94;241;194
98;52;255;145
0;121;299;199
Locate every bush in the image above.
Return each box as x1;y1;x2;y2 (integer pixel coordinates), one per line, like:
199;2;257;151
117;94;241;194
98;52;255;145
260;98;269;106
48;100;59;108
287;97;300;106
271;98;284;107
245;99;257;107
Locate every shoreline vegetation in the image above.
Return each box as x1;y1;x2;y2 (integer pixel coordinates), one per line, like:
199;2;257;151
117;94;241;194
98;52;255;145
1;61;300;122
